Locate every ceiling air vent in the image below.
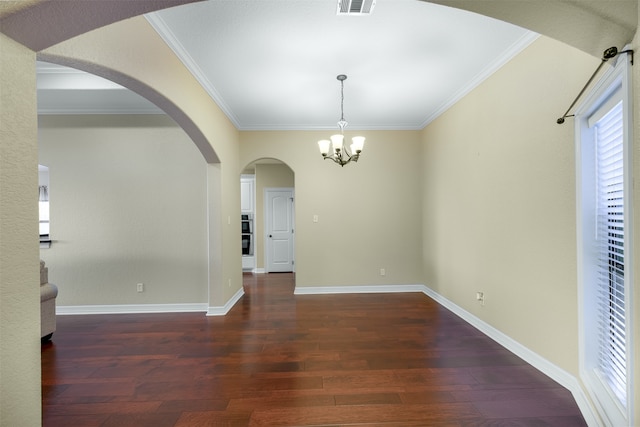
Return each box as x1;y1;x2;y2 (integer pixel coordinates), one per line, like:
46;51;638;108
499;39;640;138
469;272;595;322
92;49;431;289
337;0;376;15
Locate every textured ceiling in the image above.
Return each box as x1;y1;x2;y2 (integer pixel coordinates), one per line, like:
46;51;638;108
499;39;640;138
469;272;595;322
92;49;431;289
37;0;537;131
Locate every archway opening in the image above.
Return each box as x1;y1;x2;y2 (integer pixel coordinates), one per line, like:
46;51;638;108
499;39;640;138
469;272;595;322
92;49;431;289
240;158;295;285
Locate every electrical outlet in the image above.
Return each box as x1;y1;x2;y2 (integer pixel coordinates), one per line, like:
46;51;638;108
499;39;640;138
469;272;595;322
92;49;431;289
137;283;144;293
476;292;485;306
380;268;386;276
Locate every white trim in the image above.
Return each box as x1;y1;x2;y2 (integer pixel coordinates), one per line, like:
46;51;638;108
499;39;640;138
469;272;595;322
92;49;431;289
56;289;245;317
420;286;601;427
145;14;241;128
57;303;208;315
145;14;537;132
420;32;539;127
206;288;244;316
294;284;425;295
38;106;164;115
574;47;634;427
55;282;598;424
37;105;161;115
264;187;295;273
587;86;623;128
296;283;599;426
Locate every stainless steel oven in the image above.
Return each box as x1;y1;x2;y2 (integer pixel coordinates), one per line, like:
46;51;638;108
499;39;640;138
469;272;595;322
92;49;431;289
241;214;252;234
241;233;252;255
241;214;253;255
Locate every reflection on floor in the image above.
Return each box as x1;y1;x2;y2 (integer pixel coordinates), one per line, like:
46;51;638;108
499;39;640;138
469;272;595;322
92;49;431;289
42;272;586;426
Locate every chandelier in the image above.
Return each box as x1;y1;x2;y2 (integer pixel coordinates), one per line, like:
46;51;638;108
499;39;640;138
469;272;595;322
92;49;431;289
318;74;365;167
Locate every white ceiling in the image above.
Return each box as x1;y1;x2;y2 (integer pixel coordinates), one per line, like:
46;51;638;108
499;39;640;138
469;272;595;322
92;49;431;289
37;0;536;131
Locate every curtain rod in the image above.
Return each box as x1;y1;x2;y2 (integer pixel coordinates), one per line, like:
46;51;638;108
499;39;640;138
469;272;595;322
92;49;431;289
556;46;634;125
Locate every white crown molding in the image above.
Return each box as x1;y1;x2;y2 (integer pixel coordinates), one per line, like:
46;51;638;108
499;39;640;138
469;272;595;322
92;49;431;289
145;13;242;128
420;31;540;128
36;61;165;114
146;15;537;132
38;108;165;115
36;61;86;74
56;303;208;315
36;16;535;130
238;123;424;131
206;288;244;316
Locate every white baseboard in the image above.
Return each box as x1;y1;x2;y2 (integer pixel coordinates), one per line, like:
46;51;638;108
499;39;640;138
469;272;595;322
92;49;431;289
57;303;208;315
295;283;600;427
294;284;425;295
206;288;244;316
56;282;598;425
419;286;600;427
57;289;247;318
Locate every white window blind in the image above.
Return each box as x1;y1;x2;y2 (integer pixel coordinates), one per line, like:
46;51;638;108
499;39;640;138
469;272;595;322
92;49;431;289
593;100;627;407
39;185;50;236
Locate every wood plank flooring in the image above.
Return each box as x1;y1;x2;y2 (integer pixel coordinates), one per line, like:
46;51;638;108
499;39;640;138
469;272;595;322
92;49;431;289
42;272;587;426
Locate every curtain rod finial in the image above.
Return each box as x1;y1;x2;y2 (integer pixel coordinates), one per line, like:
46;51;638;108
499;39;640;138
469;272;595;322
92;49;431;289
603;47;618;60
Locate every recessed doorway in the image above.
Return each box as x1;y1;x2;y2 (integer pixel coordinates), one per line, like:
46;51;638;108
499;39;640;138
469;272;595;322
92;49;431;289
240;159;295;278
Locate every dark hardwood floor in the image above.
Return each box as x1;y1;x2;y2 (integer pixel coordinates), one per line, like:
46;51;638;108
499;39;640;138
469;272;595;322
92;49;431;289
42;273;587;426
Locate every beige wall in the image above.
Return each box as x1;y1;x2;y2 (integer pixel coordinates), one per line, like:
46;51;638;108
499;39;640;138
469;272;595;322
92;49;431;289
240;130;424;287
0;2;638;425
421;36;597;375
38;115;208;306
40;16;242;308
0;33;41;427
253;163;295;269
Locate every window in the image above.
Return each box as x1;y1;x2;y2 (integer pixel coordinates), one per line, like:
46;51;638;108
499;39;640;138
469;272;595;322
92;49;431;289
576;52;633;426
39;165;51;247
39;185;49;236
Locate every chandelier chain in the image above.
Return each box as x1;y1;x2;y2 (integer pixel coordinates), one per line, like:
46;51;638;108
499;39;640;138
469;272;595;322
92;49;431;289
340;78;345;123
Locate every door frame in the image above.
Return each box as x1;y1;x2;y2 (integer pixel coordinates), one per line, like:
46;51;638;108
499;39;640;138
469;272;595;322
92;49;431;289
264;187;295;273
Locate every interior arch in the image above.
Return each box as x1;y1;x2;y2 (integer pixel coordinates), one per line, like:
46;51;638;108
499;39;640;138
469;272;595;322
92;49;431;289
242;157;295;176
36;54;219;164
0;2;638;425
241;158;296;277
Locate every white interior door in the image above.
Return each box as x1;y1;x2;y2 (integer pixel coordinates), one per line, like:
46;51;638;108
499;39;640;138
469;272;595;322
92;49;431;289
265;188;294;273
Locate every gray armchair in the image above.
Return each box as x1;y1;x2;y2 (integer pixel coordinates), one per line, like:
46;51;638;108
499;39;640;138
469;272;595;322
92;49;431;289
40;260;58;342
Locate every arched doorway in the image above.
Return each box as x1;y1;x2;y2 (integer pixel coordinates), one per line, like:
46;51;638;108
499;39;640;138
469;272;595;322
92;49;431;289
240;158;295;281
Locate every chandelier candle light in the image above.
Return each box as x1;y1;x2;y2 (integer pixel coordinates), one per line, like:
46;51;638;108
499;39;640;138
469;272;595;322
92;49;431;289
318;74;365;167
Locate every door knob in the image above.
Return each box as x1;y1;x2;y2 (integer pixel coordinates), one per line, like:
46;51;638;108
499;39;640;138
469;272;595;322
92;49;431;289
269;234;272;238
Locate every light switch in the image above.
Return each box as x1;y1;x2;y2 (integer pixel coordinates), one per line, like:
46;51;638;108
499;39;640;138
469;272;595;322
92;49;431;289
313;215;319;223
